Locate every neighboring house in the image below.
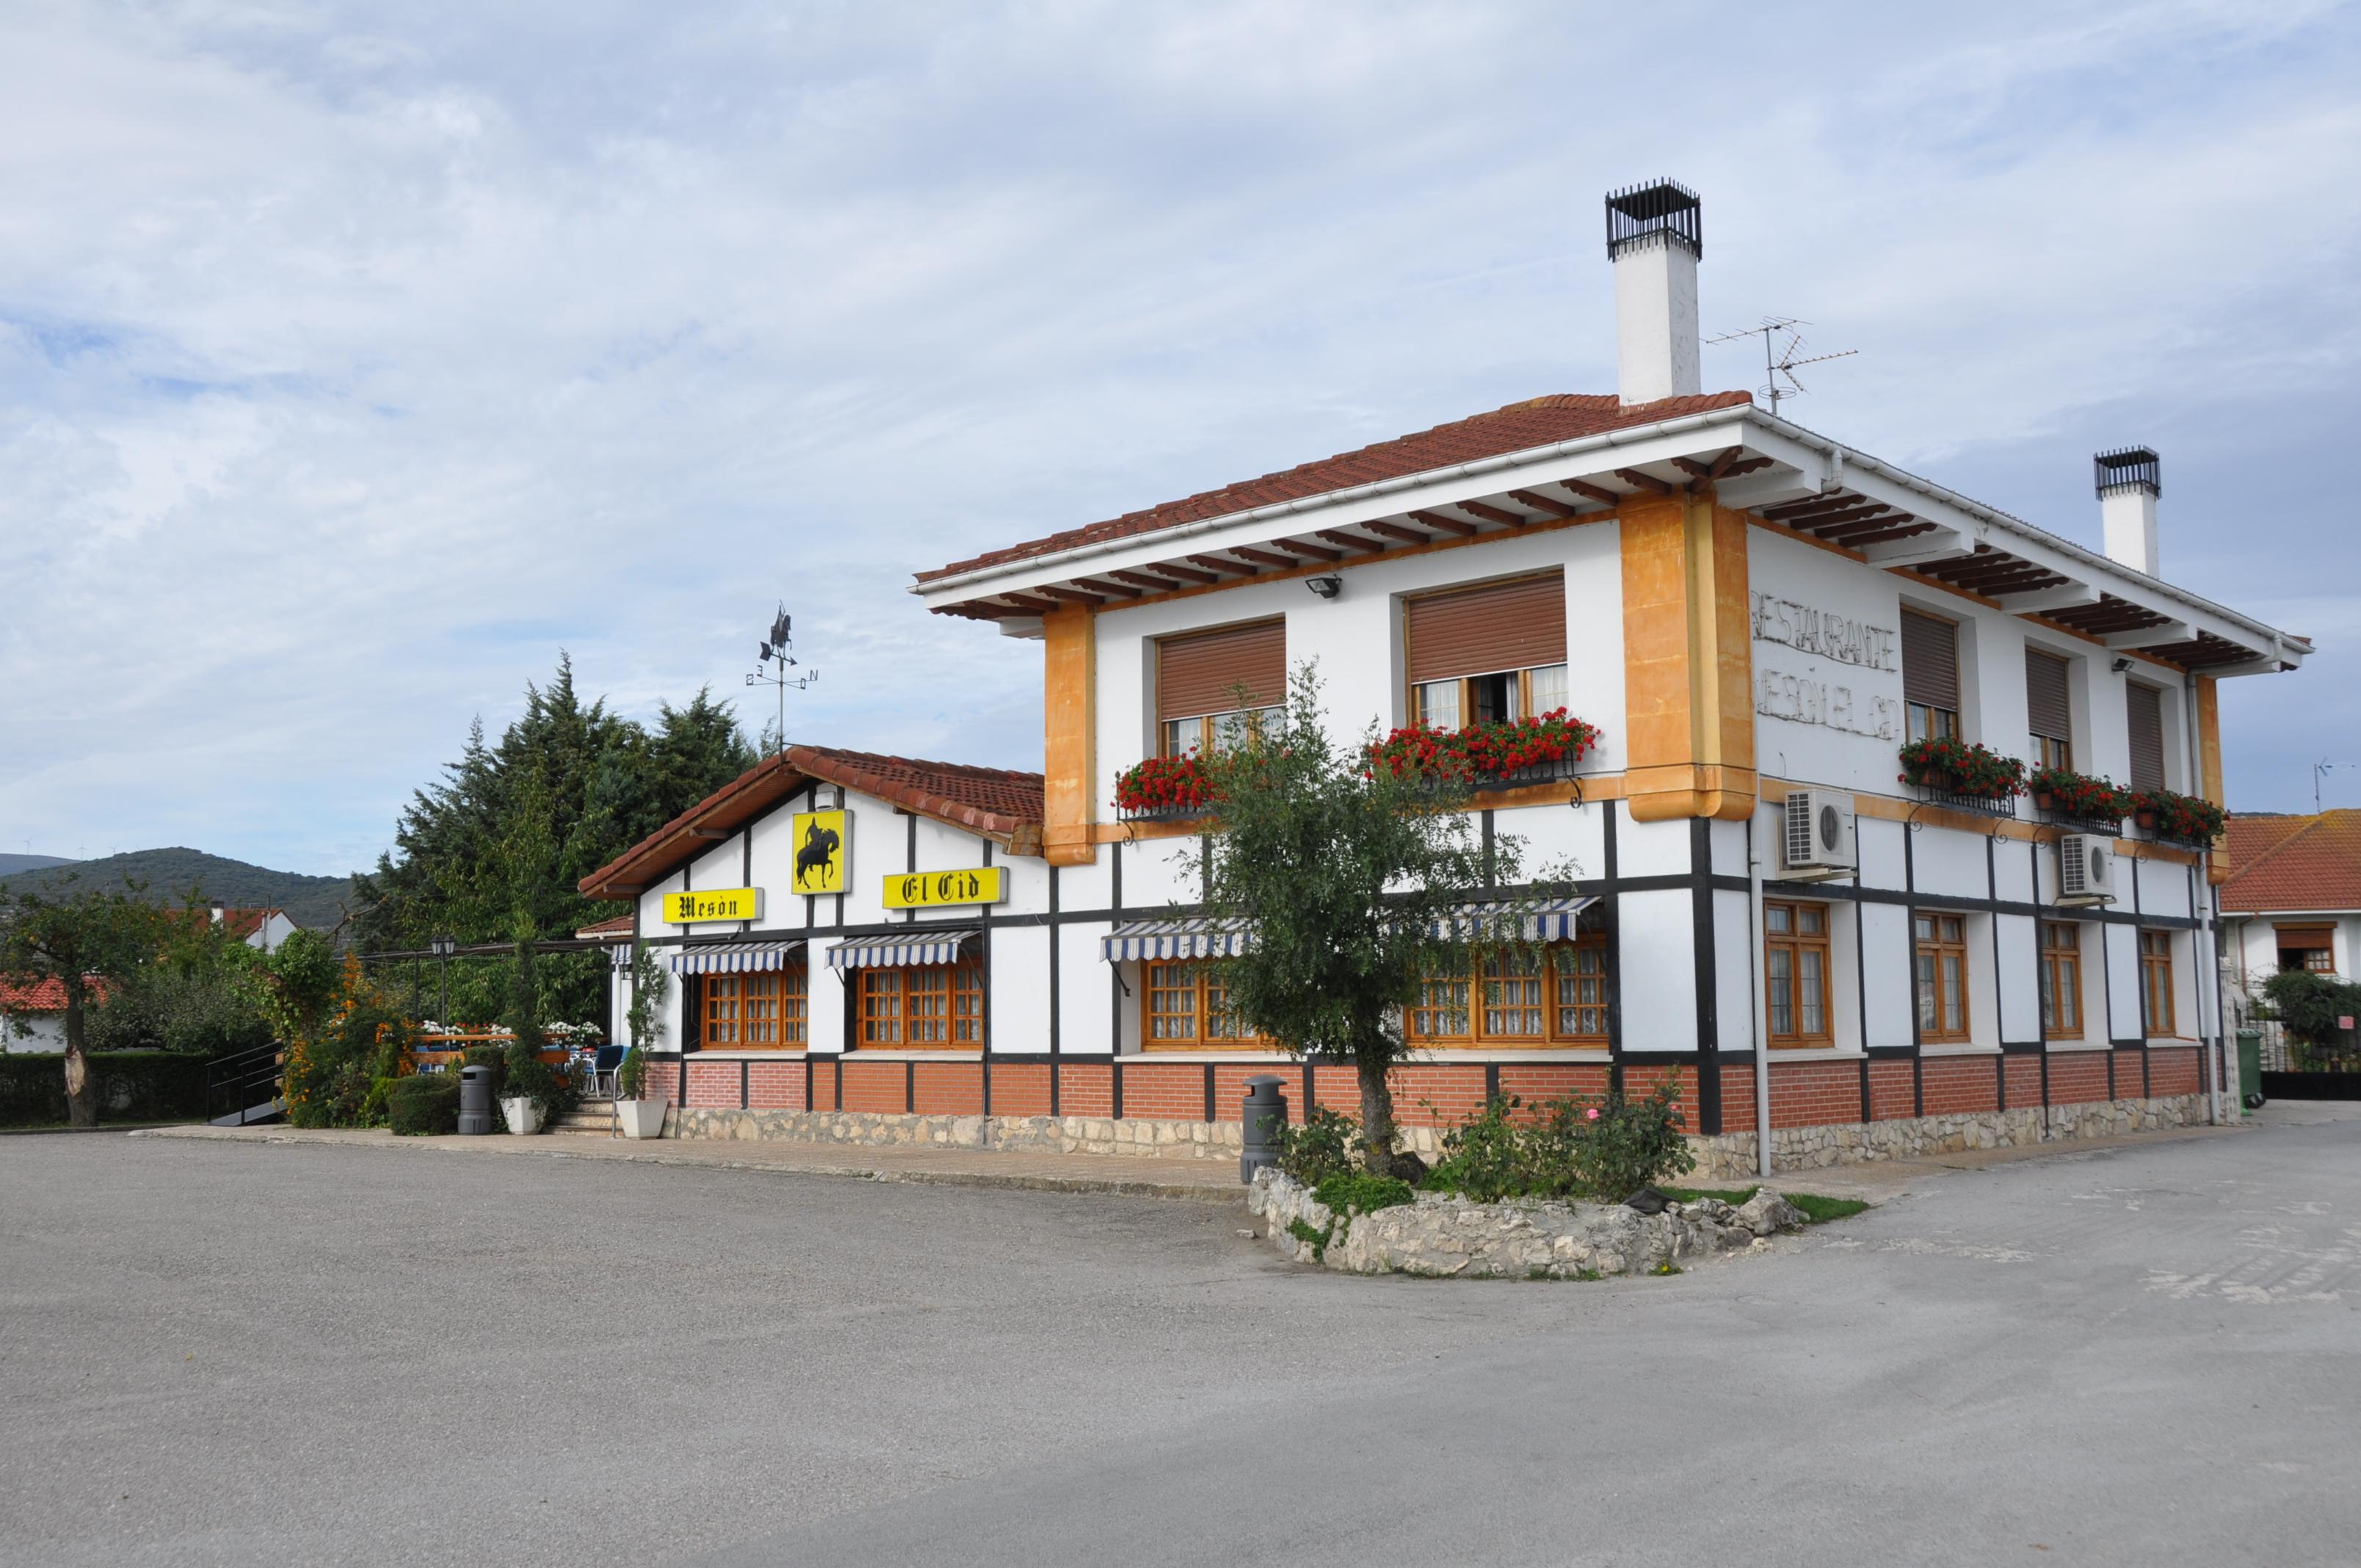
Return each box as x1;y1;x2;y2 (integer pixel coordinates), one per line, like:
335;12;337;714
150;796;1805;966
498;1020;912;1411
1;977;110;1053
580;180;2306;1169
207;906;299;954
2219;810;2361;1015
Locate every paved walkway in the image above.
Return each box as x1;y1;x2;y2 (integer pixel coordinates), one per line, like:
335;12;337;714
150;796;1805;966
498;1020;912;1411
137;1123;1247;1199
140;1105;2306;1205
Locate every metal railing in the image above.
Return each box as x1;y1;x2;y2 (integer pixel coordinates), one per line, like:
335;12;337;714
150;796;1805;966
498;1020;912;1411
204;1042;286;1127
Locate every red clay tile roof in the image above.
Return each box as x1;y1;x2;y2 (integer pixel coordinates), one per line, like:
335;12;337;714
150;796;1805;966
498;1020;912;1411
917;391;1755;583
574;914;636;940
0;976;112;1012
578;745;1045;900
2222;810;2361;912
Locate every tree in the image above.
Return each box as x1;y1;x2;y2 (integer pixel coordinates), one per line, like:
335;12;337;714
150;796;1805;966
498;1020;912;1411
0;877;168;1126
352;655;755;1026
1199;666;1527;1179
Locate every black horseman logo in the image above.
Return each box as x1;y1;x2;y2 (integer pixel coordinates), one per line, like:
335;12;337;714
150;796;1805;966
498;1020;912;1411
795;819;843;890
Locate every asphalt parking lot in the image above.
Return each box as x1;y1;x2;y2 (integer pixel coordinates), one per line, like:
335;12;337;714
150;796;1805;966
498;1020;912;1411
4;1109;2356;1567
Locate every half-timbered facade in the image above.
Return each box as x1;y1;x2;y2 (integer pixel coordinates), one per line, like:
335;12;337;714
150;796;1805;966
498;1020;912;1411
581;181;2307;1172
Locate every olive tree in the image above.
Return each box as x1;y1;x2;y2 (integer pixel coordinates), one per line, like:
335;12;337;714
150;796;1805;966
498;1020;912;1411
1200;666;1530;1179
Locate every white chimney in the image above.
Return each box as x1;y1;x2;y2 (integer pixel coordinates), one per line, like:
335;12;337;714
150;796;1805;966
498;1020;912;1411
1607;179;1702;406
2095;447;2161;577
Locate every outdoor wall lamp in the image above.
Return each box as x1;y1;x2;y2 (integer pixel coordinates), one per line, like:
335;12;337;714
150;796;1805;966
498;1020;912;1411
2111;656;2135;674
1305;574;1342;599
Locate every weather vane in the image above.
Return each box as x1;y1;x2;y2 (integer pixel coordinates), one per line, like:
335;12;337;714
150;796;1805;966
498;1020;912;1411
1706;316;1857;420
746;603;816;754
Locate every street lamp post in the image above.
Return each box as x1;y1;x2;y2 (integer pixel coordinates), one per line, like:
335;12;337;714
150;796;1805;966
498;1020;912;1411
429;934;457;1032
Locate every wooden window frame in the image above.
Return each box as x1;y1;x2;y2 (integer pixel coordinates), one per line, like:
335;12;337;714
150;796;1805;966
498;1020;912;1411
1913;912;1971;1043
1140;959;1272;1051
1156;620;1285;760
1901;609;1961;745
2139;930;2177;1037
2026;649;2074;772
857;959;985;1050
2039;921;2083;1040
1764;900;1834;1048
699;966;810;1050
1404;938;1609;1048
1161;705;1282;761
1407;661;1570;732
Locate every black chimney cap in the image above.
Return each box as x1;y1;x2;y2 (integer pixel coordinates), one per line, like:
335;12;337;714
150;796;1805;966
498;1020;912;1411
1606;179;1702;259
2094;446;2161;498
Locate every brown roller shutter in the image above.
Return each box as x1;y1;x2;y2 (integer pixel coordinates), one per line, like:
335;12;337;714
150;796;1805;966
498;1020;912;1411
1157;619;1285;722
1404;572;1567;686
2274;923;2335;943
1900;610;1959;710
2126;683;2165;791
2026;649;2072;742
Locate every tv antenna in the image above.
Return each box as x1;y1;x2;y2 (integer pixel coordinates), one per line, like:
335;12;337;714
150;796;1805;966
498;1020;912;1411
1706;316;1857;420
2314;759;2351;813
745;603;817;754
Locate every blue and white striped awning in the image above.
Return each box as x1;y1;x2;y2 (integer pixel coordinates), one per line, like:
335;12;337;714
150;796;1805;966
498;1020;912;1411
824;929;979;970
670;940;806;976
1100;918;1254;963
1416;895;1599;943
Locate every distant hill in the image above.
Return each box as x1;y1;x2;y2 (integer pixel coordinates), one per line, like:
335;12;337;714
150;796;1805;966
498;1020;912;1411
0;853;74;877
0;848;360;930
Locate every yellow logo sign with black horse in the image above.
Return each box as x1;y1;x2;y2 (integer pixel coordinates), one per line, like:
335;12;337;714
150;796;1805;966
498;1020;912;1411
791;810;848;895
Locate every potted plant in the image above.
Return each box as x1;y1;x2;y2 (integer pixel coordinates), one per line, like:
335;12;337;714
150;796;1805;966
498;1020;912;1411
1897;736;2027;801
2028;765;2132;821
614;943;671;1139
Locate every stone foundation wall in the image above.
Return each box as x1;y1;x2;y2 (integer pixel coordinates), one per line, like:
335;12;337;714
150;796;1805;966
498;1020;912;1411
653;1092;2203;1172
1689;1093;2207;1178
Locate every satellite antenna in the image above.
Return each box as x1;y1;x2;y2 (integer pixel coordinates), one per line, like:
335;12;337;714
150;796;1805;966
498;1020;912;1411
1706;316;1857;420
2314;760;2351;813
746;603;818;755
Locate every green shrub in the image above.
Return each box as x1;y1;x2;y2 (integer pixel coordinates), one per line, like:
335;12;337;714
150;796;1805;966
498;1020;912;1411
1424;1081;1694;1203
387;1074;460;1136
0;1052;210;1128
1311;1172;1415;1216
617;1044;648;1100
1272;1105;1361;1186
1562;1081;1695;1198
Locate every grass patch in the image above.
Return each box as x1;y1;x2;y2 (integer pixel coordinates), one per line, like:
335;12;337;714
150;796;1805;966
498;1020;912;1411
1788;1194;1871;1224
1663;1186;1760;1205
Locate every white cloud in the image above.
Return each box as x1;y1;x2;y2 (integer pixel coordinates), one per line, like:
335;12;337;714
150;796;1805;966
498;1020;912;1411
3;0;2357;874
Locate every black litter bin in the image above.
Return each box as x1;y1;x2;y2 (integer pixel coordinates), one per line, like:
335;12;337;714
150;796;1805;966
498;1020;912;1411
1241;1075;1288;1184
457;1064;498;1136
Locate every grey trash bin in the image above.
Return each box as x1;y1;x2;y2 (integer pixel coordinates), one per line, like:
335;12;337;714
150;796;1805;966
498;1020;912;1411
457;1064;498;1136
1241;1075;1288;1184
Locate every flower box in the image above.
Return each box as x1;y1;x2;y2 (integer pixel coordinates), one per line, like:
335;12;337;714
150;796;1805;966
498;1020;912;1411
2029;767;2131;835
1897;737;2027;805
2130;788;2225;846
1114;754;1222;819
1366;709;1601;788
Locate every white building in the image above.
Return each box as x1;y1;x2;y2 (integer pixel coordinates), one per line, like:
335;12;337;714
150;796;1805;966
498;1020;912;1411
581;181;2306;1172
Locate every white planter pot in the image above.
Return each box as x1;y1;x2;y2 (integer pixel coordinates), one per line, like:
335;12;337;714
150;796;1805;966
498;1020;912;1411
616;1098;669;1139
500;1096;546;1136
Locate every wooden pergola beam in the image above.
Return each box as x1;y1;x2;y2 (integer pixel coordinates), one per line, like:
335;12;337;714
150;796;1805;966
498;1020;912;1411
1507;489;1584;520
1070;577;1142;599
1230;547;1303;570
1142;561;1219;585
1037;585;1106;606
1558;476;1622;507
1453;501;1524;529
1107;569;1183;592
1407;509;1480;537
1313;529;1386;554
1188;553;1258;576
1274;537;1343;562
1361;519;1432;546
1616;467;1675;495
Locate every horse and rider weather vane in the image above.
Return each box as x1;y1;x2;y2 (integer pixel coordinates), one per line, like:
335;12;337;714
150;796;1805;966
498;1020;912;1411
746;602;817;754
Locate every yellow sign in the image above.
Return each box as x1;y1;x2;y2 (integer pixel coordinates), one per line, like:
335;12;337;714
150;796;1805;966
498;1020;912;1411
664;887;762;925
882;867;1007;909
789;810;849;895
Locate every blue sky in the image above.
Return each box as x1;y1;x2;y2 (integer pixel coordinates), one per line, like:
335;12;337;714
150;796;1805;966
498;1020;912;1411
3;1;2357;875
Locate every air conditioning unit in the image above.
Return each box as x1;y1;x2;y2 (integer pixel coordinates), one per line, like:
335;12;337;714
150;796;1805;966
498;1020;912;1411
1783;789;1857;878
2057;834;2118;905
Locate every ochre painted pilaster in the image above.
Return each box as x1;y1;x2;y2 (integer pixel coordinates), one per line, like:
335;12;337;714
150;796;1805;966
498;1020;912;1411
1620;492;1758;822
1042;606;1098;865
2197;675;2228;885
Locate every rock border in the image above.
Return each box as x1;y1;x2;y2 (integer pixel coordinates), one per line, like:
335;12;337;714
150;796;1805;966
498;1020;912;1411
1247;1169;1805;1278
